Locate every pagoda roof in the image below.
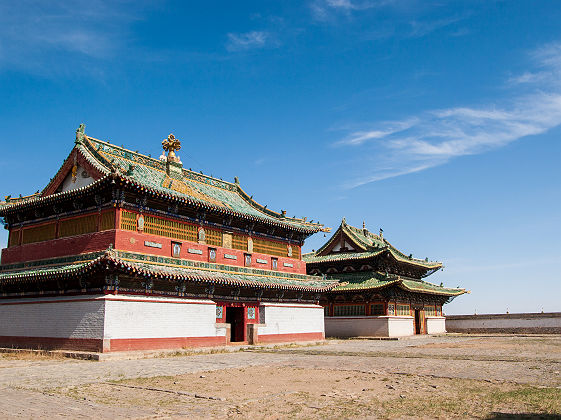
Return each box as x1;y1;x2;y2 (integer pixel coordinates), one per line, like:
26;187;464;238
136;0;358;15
303;219;442;271
0;248;337;292
328;271;467;296
0;127;328;235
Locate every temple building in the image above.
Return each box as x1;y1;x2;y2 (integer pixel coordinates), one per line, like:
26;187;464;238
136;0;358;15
0;125;336;352
303;219;466;337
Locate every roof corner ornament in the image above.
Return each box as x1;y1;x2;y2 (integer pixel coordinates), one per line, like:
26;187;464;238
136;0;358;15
379;228;383;239
234;176;239;185
162;133;182;163
75;123;86;145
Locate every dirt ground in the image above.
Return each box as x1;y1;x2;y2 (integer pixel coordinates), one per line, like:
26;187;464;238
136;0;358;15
1;335;560;419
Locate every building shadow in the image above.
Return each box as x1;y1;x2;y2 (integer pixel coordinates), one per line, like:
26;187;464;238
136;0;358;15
486;413;561;419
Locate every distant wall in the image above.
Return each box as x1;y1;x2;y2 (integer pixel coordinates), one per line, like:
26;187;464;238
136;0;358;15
446;312;561;334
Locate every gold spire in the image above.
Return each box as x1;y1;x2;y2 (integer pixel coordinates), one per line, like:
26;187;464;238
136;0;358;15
162;134;181;163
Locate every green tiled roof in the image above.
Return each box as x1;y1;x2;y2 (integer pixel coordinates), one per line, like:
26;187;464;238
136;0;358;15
327;271;466;296
1;129;327;235
0;249;336;292
303;250;385;264
328;271;400;291
304;219;442;270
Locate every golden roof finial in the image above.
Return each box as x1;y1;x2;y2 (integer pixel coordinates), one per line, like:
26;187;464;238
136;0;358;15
162;133;181;162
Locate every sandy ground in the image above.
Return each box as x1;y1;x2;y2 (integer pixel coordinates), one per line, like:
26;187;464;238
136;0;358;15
1;335;560;419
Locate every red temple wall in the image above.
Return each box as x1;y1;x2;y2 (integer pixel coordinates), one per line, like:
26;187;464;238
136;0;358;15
1;230;117;265
115;229;307;274
1;228;307;274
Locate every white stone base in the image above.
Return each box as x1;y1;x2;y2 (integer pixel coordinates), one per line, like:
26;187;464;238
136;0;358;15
0;295;325;352
426;316;446;334
325;316;415;338
257;302;325;343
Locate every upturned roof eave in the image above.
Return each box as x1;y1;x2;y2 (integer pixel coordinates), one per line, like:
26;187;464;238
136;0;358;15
397;280;467;296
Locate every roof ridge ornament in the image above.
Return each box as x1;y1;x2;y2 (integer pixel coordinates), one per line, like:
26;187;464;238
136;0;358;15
162;133;182;163
162;133;183;176
75;123;86;145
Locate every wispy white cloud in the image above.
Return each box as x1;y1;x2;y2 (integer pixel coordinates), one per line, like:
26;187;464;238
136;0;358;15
336;118;418;146
408;16;465;38
337;42;561;188
226;31;272;52
310;0;391;21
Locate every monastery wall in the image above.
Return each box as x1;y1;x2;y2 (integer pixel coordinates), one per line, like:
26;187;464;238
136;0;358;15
0;295;106;352
446;312;561;334
257;303;325;343
103;295;226;351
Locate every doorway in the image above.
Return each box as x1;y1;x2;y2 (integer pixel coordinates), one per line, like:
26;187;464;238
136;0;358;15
414;309;421;334
226;307;245;342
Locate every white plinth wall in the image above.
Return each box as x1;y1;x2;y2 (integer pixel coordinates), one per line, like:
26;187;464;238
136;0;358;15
426;316;446;334
257;303;325;343
325;315;444;337
0;295;325;352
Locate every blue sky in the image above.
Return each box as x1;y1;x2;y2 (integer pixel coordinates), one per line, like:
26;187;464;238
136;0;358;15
0;0;559;314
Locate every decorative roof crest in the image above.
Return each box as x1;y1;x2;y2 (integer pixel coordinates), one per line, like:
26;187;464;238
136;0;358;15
75;123;86;144
162;133;182;163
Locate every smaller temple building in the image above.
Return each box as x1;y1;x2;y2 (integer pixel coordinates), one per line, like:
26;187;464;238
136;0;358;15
304;219;466;337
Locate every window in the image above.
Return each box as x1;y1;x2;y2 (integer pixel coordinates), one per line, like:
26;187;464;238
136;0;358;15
59;214;97;238
172;242;182;258
8;229;20;247
271;258;278;270
396;304;410;316
100;211;115;231
424;306;436;317
370;303;385;316
232;234;248;251
206;229;222;247
208;248;216;263
245;253;252;267
387;303;395;316
22;223;56;245
333;304;365;316
324;305;330;316
120;210;137;231
124;211;196;242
